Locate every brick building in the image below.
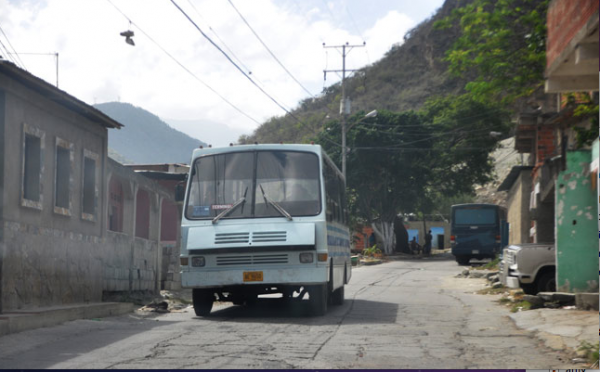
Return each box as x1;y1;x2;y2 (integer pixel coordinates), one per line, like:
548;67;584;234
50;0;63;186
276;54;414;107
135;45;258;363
510;0;598;293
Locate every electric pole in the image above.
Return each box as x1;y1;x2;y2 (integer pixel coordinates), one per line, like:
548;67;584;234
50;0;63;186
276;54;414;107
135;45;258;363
323;42;365;182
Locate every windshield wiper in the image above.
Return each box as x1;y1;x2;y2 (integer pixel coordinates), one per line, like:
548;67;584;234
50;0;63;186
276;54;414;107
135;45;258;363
212;187;248;224
259;184;293;221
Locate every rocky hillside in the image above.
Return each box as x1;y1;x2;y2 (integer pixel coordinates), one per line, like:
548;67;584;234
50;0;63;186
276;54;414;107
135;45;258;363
241;0;470;144
474;137;530;207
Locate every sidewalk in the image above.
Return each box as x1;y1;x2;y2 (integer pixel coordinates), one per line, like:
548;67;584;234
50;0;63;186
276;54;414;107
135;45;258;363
0;302;134;337
509;308;598;361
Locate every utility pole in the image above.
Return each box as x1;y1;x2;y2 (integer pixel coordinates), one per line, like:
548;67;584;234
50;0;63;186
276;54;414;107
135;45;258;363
323;42;365;181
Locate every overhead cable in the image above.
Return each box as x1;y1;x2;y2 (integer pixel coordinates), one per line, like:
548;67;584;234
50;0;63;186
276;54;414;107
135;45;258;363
170;0;305;125
104;0;260;125
227;0;316;98
0;24;26;69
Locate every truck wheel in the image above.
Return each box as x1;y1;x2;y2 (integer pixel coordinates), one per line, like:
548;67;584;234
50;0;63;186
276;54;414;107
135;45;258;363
520;282;537;295
192;289;214;316
456;256;470;265
536;271;556;293
331;285;345;306
308;284;328;316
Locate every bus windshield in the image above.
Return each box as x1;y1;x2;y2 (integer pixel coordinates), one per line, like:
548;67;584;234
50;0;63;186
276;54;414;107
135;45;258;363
453;207;497;226
185;150;321;220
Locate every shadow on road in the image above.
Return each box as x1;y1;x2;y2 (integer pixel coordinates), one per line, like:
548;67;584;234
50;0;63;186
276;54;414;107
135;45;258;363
197;298;399;325
0;316;181;369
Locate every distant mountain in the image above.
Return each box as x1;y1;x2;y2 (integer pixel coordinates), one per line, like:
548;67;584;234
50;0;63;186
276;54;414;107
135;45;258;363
165;118;248;148
95;102;206;165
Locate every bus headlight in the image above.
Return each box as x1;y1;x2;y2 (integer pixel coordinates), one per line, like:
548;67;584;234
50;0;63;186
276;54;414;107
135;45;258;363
191;256;206;267
299;253;313;263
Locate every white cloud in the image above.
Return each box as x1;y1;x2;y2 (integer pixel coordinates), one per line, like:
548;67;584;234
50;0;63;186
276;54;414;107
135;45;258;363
364;11;415;62
0;0;421;140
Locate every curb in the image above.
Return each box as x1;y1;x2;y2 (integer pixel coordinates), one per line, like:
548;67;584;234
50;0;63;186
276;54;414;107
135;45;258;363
0;302;135;337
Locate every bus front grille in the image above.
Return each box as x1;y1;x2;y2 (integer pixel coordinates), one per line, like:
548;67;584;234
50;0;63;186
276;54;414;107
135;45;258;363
216;254;288;266
252;231;287;243
215;232;250;244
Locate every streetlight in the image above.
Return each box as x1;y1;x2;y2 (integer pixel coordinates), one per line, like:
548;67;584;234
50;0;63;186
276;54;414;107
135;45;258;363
341;110;377;181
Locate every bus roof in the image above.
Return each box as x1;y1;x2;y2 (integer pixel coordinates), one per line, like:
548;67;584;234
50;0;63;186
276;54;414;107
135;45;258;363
191;143;323;158
451;203;500;209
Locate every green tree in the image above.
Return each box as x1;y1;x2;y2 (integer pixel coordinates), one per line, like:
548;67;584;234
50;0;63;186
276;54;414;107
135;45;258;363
318;110;432;253
435;0;549;104
316;101;509;253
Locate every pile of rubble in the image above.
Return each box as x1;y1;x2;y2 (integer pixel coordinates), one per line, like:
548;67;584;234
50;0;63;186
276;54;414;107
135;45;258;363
137;290;192;314
456;269;504;288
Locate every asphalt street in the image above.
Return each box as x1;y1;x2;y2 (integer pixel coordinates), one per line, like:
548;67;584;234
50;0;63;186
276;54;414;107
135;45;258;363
0;256;576;369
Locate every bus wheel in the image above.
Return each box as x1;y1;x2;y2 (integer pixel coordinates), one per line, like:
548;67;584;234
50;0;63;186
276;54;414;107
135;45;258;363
456;256;470;265
192;289;214;316
331;285;345;306
308;284;328;316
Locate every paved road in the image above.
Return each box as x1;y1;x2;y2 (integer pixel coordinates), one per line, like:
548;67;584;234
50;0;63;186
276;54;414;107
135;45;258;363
0;255;573;369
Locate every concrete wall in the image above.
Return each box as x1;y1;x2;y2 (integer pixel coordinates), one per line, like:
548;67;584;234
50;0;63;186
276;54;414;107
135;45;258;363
105;159;175;294
555;150;598;293
0;71;177;312
0;72;107;241
506;171;532;244
0;72;108;311
404;221;451;249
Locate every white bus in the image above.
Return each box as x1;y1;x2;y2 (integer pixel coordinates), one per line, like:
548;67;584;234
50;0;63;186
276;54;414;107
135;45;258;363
179;144;351;316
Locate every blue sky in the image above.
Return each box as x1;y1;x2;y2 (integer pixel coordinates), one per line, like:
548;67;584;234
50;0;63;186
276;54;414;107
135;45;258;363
0;0;445;144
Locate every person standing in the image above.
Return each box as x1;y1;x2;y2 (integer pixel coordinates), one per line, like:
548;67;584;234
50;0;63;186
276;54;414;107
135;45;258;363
424;230;433;256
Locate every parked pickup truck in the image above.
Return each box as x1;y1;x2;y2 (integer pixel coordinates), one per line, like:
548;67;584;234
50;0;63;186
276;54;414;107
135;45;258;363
500;243;556;295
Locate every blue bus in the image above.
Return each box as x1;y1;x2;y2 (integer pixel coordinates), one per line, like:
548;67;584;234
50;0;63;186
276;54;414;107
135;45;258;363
179;144;351;316
450;203;507;265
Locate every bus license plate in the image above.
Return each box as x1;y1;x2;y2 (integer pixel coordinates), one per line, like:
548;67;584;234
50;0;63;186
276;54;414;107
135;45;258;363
243;271;263;282
472;250;479;254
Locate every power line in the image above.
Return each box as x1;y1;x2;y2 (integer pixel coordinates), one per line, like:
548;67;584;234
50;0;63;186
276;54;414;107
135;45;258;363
186;0;252;75
227;0;316;98
343;4;371;65
0;24;26;69
170;0;306;125
0;39;23;69
186;0;293;112
104;0;261;125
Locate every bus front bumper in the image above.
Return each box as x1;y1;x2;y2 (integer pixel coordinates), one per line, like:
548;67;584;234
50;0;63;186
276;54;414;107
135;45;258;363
181;266;328;288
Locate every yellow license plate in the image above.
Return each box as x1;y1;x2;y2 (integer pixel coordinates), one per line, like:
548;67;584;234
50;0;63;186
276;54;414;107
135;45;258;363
243;271;263;282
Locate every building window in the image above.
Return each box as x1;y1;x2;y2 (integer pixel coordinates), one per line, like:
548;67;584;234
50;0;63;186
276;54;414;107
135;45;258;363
108;175;124;232
82;149;98;221
135;188;150;239
161;199;178;242
54;138;73;216
21;124;45;210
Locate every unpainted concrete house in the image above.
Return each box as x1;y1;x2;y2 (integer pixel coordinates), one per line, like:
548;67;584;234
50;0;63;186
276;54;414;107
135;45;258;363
0;61;181;313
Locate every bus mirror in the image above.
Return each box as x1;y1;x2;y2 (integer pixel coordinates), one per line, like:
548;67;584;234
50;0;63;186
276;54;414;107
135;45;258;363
175;183;186;202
